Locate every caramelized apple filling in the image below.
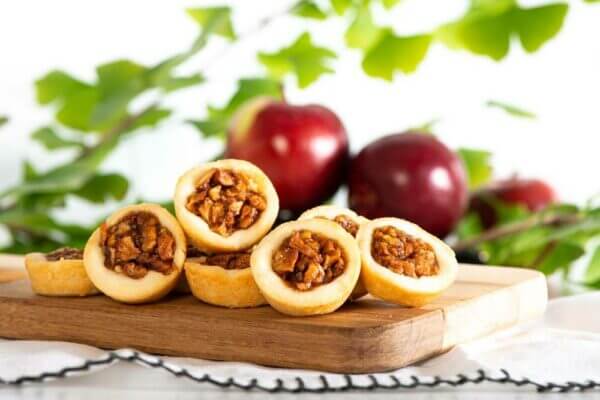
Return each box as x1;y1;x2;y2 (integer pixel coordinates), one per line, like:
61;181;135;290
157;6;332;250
100;212;176;279
197;252;251;270
272;230;346;291
371;226;439;278
186;169;267;237
46;247;83;261
332;215;359;237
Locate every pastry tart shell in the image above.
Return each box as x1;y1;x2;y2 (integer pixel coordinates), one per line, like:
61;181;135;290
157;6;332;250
357;217;458;307
25;254;98;297
185;258;266;308
174;159;279;253
84;203;186;304
251;218;361;316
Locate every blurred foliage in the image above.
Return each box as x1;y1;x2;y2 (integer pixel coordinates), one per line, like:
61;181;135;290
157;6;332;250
486;100;536;119
1;0;597;290
259;32;337;88
457;148;493;190
456;201;600;289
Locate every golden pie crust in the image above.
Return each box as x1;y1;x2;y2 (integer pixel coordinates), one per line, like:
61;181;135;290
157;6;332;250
25;253;98;297
251;218;361;316
356;217;458;307
174;159;279;253
185;256;266;308
84;203;186;304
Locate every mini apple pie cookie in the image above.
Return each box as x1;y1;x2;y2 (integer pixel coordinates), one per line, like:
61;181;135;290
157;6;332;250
25;248;98;297
84;203;186;304
299;205;369;300
174;159;279;253
251;219;360;316
357;217;457;307
185;250;266;308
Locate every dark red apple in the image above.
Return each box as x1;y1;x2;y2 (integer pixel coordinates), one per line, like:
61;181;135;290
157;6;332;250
348;132;468;238
225;97;349;212
470;178;558;227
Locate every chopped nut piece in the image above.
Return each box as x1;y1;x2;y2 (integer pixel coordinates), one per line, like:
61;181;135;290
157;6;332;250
122;262;148;279
371;226;439;278
186;168;266;236
332;215;360;237
272;230;346;291
157;228;175;261
100;212;176;279
272;247;299;274
45;247;83;261
199;252;251;270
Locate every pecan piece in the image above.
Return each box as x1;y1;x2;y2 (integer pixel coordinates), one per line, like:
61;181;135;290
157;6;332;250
100;211;177;279
273;247;299;273
272;230;346;291
121;262;148;279
185;168;267;236
371;226;439;278
157;228;175;261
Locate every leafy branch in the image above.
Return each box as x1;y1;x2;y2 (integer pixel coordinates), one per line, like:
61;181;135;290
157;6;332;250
0;0;583;258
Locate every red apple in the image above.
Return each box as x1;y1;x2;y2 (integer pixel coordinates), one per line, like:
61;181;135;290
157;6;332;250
470;178;558;227
225;98;349;212
348;132;468;238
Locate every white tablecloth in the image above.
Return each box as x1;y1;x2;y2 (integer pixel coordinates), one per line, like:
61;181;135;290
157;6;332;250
1;292;599;393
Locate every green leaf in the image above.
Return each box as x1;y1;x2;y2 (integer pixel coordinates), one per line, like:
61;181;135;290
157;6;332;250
345;5;384;50
127;107;172;132
92;59;149;127
537;241;584;275
437;2;568;61
158;73;204;92
382;0;401;9
259;32;337;88
0;209;93;253
75;173;129;203
35;70;91;105
457;148;493;189
0;116;8;128
293;0;328;19
22;161;38;182
190;78;282;139
584;246;600;284
187;119;228;139
512;4;568;53
456;213;484;240
331;0;351;15
31;127;83;150
362;31;431;80
0;138;117;199
438;10;512;60
55;86;100;132
186;7;236;40
493;200;530;226
96;60;147;95
486;100;536;119
35;70;101;132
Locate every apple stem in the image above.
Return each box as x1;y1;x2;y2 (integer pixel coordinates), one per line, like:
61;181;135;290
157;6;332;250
452;213;582;253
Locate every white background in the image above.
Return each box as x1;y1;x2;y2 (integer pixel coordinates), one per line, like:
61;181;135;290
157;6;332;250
0;0;599;228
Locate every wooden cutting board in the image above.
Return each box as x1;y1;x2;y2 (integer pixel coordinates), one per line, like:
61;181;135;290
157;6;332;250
0;259;547;373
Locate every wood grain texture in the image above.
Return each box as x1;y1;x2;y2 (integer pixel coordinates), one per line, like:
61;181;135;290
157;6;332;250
0;263;547;373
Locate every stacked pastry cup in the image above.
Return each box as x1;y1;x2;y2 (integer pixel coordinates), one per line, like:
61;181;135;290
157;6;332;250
25;159;458;316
